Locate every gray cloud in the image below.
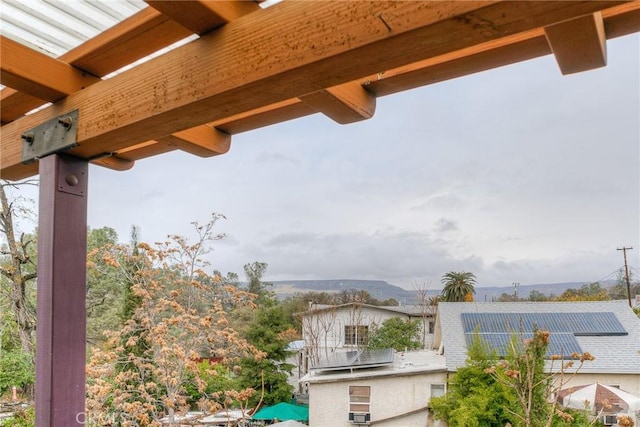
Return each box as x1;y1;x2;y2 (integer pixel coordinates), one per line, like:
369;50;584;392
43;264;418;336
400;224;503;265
13;35;636;293
434;218;458;233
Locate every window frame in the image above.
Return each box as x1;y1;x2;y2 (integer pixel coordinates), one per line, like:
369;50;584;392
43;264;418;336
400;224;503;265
344;325;369;346
430;383;446;399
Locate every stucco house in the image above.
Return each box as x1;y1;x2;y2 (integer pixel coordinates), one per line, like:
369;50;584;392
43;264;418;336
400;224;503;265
298;300;639;426
300;303;436;369
290;303;437;406
301;349;447;426
434;300;640;424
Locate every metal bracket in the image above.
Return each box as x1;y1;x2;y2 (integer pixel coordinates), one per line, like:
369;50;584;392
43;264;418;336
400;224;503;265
57;155;87;197
21;110;79;164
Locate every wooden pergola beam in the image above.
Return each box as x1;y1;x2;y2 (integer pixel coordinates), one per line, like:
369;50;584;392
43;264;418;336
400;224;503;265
0;36;100;101
0;1;630;180
145;0;261;35
603;2;640;38
0;3;249;169
2;1;638;127
545;12;607;75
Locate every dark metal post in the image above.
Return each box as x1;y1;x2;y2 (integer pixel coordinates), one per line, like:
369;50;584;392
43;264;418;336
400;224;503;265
36;154;88;426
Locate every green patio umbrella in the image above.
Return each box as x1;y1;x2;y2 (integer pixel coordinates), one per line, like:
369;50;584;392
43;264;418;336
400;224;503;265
251;402;309;422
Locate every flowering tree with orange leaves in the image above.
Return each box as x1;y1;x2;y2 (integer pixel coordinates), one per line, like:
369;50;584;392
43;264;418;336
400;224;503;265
86;215;264;426
485;328;595;427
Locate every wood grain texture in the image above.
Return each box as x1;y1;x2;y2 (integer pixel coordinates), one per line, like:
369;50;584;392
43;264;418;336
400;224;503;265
545;12;607;75
300;82;376;124
0;36;100;100
146;0;260;35
1;1;632;180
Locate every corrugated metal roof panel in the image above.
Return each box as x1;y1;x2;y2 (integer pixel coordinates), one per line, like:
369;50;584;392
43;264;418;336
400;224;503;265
0;0;147;57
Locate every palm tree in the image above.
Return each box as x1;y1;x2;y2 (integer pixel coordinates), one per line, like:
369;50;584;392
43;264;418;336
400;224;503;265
440;271;476;302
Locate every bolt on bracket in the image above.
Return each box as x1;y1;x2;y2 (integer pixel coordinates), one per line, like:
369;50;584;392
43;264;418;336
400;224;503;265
21;110;80;164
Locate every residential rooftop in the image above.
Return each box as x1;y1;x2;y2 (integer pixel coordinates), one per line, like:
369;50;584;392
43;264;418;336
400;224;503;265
305;303;434;317
302;349;446;384
435;300;640;374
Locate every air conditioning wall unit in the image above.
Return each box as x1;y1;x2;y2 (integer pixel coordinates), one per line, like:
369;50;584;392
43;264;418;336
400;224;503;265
601;415;618;426
348;412;371;424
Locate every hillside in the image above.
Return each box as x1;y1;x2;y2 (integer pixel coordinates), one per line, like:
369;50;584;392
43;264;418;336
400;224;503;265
270;279;415;303
270;279;612;304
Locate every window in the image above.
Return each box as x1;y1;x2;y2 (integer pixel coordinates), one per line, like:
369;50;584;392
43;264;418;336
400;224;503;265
430;383;445;398
428;321;435;334
349;385;370;413
345;325;369;346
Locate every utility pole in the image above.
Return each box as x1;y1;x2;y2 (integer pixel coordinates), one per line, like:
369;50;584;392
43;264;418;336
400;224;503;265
617;247;633;307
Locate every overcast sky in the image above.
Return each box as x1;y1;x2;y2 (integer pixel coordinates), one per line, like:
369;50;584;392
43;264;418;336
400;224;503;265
13;34;640;290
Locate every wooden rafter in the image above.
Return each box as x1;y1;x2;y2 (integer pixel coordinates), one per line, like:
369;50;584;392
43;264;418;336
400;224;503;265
1;0;638;181
544;12;607;75
0;37;100;101
145;0;261;35
299;82;376;125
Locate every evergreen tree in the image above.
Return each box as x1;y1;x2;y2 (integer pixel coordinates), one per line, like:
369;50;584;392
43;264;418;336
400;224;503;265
237;305;296;406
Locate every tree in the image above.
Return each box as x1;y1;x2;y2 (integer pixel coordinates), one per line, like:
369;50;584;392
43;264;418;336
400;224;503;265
441;271;476;302
608;271;640;302
244;261;272;300
528;290;549;302
430;336;515;427
414;281;437;348
432;330;597;427
302;304;338;366
0;180;38;359
0;348;34;396
367;317;421;351
485;329;596;427
122;225;143;321
86;227;127;345
86;216;263;426
237;305;296;406
557;283;609;302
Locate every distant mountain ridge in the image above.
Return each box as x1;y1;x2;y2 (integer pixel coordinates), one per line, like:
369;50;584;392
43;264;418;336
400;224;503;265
270;279;615;304
270;279;413;302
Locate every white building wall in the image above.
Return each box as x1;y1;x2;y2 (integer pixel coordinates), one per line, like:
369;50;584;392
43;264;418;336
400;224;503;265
303;306;434;356
308;372;447;427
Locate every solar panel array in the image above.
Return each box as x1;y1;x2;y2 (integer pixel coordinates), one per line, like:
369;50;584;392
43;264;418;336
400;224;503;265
461;312;627;358
461;312;627;336
312;348;395;372
464;332;583;358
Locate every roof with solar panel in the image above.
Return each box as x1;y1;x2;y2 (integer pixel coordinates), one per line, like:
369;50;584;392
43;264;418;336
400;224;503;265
303;348;446;383
435;300;640;373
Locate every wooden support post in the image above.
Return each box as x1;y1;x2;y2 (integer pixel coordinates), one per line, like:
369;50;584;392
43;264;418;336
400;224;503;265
36;154;88;426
